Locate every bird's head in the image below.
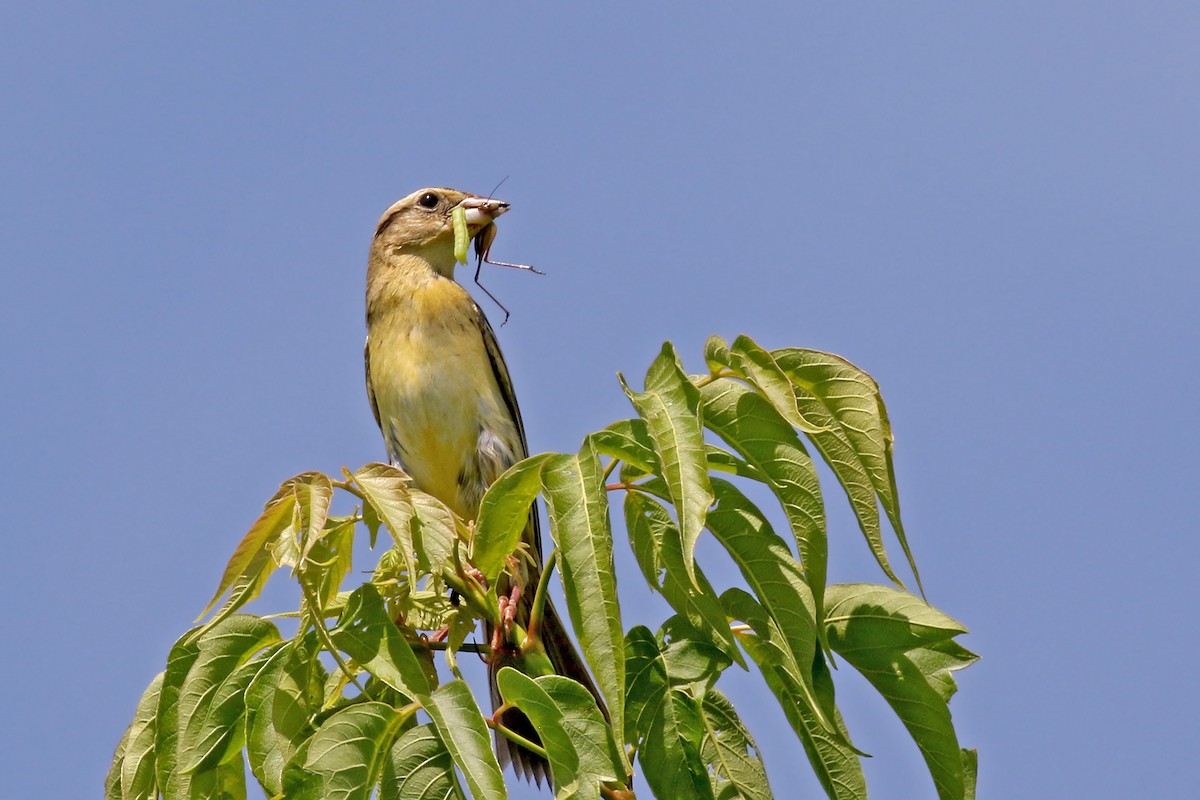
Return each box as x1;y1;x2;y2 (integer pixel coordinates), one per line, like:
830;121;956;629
370;187;509;278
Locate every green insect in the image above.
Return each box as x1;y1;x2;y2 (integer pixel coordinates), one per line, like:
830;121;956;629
451;205;470;264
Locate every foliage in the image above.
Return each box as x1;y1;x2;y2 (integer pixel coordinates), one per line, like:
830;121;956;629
108;335;976;799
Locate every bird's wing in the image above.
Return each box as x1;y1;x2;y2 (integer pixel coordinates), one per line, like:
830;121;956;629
364;336;382;432
476;304;529;459
475;303;542;560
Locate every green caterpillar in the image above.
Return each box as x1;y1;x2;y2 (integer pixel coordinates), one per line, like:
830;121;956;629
451;205;469;264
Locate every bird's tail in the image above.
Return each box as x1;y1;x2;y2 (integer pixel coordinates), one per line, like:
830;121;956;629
487;596;608;786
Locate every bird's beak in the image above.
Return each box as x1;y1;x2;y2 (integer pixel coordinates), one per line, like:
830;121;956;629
458;196;510;227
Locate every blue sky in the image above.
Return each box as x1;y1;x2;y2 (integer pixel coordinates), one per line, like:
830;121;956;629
3;4;1197;798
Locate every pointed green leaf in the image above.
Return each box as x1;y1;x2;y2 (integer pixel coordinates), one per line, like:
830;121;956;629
699;378;827;630
156;630;202;800
619;341;713;587
698;689;773;800
498;668;626;795
624;626;666;750
281;701;412;800
625;492;744;667
496;668;594;796
853;643;975;800
474;453;554;584
704;334;732;374
542;439;625;757
352;463;419;582
729;335;827;434
181;762;246;800
330;583;431;701
705;479;829;731
774;347;920;591
590;418;659;477
298;517;356;616
180;645;277;779
156;636;252;800
658;616;732;697
824;586;977;800
962;748;978;800
107;725;130;799
410;490;460;576
380;723;467;800
199;485;297;619
292;472;334;564
537;675;627;786
593;418;754;483
196;551;276;640
704;445;764;480
425;679;506;800
178;616;282;773
723;589;864;800
245;634;327;797
114;672;164;800
824;584;966;657
624;627;716;800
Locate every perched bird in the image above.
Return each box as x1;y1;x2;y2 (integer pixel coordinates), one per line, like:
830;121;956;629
364;187;604;784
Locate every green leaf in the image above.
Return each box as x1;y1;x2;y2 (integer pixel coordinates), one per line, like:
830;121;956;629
624;627;716;800
625;492;744;667
292;472;334;564
699;378;827;632
658;616;732;697
180;763;246;800
704;445;763;481
624;626;665;751
705;479;828;731
590;417;659;476
177;616;282;774
298;517;356;616
352;463;419;583
538;676;627;786
410;490;460;576
379;723;467;800
962;748;978;800
496;668;592;796
199;482;297;620
824;584;966;657
281;701;412;800
107;725;129;799
704;334;732;374
474;453;554;584
497;668;626;796
330;583;432;701
180;645;278;779
728;335;827;434
698;689;772;800
824;585;977;800
619;341;713;587
639;703;714;800
542;439;625;758
856;644;975;800
112;672;164;800
773;347;920;591
424;679;506;800
723;589;864;800
245;634;327;797
592;418;753;482
156;630;202;800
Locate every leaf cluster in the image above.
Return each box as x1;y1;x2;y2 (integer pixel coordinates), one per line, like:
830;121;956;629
108;336;976;799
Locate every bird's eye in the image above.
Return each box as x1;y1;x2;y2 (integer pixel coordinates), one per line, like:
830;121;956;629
418;192;439;209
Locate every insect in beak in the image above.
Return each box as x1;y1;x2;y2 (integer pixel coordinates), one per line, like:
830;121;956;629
453;196;545;326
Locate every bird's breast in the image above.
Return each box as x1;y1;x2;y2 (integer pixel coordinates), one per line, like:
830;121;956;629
367;283;516;518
